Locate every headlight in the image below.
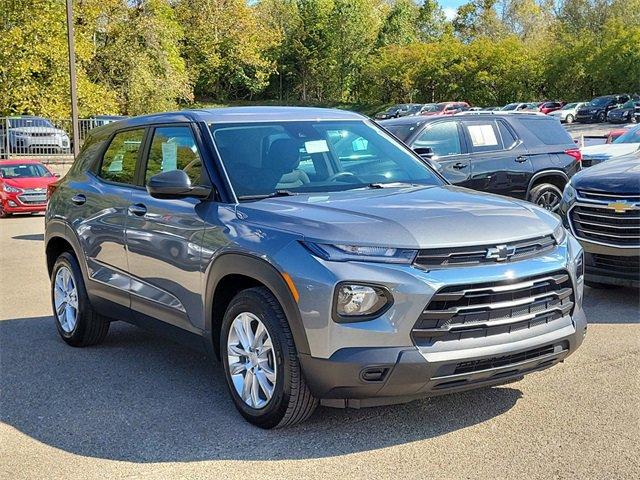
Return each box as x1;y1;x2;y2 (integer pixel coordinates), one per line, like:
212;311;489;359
303;242;417;264
334;283;392;321
553;223;567;244
3;184;22;193
562;182;576;206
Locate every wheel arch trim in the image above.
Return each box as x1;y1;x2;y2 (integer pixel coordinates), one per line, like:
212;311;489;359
203;252;311;356
526;169;569;198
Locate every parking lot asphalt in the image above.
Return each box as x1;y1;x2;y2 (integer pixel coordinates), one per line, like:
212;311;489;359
1;212;639;479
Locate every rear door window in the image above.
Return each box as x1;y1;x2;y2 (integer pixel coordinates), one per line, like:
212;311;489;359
99;129;145;184
518;118;573;146
413;121;462;157
463;121;503;153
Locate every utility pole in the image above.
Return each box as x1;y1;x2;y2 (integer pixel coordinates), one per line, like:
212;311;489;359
65;0;80;158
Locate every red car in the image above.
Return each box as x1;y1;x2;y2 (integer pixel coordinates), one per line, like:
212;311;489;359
0;160;59;217
538;101;566;115
420;101;470;116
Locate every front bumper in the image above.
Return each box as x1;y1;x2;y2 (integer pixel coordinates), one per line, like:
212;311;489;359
575;113;599;122
277;236;586;406
1;195;48;213
301;311;585;407
581;241;639;288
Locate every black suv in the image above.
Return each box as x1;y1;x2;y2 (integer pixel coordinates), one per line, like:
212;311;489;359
576;94;630;123
380;113;582;211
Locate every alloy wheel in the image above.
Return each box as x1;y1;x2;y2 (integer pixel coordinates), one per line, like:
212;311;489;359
54;266;79;333
536;189;561;212
227;312;277;409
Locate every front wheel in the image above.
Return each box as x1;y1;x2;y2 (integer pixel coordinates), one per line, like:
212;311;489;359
221;287;317;428
597;112;606;122
528;183;563;212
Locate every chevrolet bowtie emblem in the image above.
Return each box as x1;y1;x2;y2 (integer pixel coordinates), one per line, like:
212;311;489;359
486;244;516;262
607;201;636;213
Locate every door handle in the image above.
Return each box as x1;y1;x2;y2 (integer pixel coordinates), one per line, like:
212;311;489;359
70;194;86;205
128;203;147;216
452;162;468;169
515;155;528;163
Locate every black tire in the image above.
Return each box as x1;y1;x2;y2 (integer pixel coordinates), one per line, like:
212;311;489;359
220;287;317;428
630;114;637;124
597;111;606;123
565;114;574;124
528;183;563;212
585;280;620;290
51;251;110;347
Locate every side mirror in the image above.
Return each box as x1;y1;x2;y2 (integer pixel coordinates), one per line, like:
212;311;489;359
54;173;61;178
147;170;212;199
413;146;434;158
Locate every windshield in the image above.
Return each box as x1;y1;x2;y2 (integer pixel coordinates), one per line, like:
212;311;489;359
422;104;440;112
502;103;519;111
406;105;423;113
9;118;53;128
210;120;443;199
621;100;636;109
613;126;640;144
562;103;578;110
0;163;52;179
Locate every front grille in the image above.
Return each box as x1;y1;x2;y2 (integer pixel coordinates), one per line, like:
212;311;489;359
18;189;48;205
414;235;555;269
588;253;640;280
569;192;640;247
412;270;574;345
453;344;557;375
30;132;55;137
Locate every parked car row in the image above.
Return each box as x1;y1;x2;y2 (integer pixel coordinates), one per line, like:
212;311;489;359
375;94;640;124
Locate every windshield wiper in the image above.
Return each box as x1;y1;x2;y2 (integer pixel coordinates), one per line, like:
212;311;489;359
367;182;416;189
238;189;298;201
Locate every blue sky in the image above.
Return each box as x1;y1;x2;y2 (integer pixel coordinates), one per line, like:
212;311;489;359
438;0;466;20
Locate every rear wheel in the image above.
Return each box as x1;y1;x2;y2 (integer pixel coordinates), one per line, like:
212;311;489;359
51;252;110;346
528;183;563;212
221;287;317;428
597;112;606;123
565;114;574;124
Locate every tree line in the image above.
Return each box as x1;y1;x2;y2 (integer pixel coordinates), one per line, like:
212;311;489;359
1;0;639;118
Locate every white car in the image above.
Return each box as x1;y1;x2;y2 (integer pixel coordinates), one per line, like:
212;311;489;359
1;116;70;154
581;124;640;166
549;102;586;124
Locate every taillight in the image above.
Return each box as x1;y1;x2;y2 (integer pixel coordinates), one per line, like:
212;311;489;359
564;148;582;164
47;181;60;200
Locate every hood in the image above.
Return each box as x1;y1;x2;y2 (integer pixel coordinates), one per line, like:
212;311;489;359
2;176;56;190
10;126;67;135
581;143;640;159
549;110;564;117
572;154;640;194
236;185;559;249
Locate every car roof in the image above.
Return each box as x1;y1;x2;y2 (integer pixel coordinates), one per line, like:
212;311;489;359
113;107;365;128
8;115;47;119
0;159;45;165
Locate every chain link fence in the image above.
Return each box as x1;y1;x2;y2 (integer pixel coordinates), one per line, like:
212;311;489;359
0;116;125;163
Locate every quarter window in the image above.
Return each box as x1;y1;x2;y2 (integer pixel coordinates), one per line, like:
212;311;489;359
414;122;462;157
144;126;203;185
463;121;505;153
99;129;145;184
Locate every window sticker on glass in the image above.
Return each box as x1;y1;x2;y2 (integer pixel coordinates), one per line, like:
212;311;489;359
304;139;329;154
468;124;498;147
161;142;178;171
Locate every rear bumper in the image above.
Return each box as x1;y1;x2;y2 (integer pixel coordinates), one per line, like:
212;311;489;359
300;309;586;408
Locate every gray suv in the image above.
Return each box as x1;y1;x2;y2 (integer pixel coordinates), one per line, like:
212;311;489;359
45;107;587;428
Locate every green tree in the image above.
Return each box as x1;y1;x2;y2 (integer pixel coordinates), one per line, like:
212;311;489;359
377;0;420;47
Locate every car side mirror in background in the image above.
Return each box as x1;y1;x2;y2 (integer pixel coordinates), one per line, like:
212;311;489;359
147;170;212;199
413;146;434;158
54;173;61;178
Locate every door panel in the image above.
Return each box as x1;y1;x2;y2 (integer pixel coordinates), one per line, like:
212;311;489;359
412;121;472;186
462;120;533;199
74;128;146;308
126;125;207;332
